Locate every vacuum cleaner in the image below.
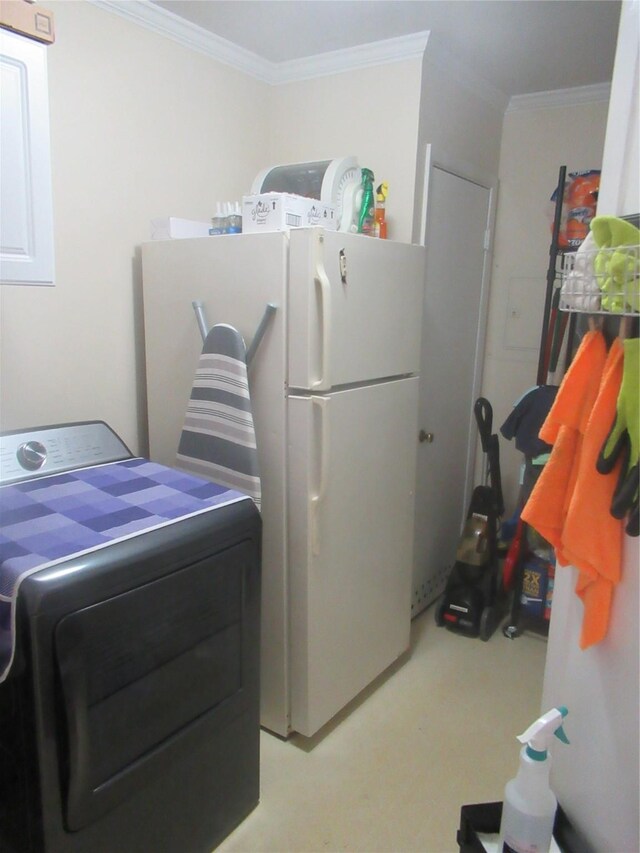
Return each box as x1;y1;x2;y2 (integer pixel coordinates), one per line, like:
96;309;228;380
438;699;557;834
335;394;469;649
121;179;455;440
435;397;506;641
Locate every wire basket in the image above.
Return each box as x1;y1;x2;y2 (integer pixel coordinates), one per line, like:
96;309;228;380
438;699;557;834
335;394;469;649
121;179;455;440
559;244;640;316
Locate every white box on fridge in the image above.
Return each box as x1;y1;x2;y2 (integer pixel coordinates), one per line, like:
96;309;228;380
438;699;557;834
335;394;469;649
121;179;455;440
242;193;336;233
150;217;212;240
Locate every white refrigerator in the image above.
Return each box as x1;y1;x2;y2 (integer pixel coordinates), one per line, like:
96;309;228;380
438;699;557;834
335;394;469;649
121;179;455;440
141;227;425;737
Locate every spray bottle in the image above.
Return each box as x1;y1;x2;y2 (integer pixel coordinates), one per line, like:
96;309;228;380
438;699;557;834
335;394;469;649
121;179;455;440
357;168;375;235
375;181;388;238
498;706;569;853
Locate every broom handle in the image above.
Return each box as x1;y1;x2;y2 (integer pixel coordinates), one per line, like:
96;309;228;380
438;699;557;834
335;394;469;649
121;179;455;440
537;165;566;385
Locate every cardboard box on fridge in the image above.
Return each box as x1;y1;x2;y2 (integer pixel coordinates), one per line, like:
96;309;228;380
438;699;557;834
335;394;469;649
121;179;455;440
0;1;54;44
242;193;337;233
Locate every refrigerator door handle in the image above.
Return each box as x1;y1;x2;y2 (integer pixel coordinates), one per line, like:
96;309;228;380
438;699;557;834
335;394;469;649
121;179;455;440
310;396;330;555
311;235;331;390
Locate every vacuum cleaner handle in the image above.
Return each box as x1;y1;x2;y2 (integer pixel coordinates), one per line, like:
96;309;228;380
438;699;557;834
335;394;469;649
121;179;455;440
474;397;493;453
489;434;505;518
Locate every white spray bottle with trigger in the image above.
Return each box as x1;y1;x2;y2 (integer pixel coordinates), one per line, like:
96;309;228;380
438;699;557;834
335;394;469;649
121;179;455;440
498;706;569;853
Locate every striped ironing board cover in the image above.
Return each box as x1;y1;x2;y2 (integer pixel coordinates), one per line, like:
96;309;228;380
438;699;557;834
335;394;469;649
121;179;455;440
177;324;261;509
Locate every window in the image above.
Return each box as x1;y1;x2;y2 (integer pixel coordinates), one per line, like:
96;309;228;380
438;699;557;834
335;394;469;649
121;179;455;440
0;28;54;285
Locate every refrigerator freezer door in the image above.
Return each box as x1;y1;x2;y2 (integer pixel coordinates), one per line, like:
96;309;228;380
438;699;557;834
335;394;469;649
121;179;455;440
142;232;291;736
287;229;425;391
287;377;419;737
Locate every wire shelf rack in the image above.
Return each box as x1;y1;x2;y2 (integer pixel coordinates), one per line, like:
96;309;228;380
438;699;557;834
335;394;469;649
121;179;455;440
559;243;640;316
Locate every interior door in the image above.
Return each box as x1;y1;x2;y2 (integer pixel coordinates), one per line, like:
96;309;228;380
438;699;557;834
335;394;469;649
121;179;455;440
287;377;419;737
412;165;493;615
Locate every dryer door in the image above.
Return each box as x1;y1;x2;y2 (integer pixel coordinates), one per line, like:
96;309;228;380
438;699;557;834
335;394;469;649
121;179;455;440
54;543;249;831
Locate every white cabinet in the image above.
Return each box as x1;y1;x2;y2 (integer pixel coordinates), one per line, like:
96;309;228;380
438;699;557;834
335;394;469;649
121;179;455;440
0;28;54;285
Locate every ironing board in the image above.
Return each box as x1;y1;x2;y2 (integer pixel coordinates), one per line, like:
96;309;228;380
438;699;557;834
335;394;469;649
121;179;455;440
177;324;261;509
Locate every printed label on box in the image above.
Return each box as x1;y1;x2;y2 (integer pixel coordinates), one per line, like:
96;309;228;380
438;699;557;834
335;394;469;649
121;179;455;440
243;193;336;233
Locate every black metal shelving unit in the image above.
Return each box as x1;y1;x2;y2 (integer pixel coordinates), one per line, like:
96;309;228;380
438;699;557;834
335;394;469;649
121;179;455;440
502;166;569;640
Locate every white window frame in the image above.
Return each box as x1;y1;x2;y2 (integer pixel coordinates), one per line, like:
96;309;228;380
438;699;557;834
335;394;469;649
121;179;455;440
0;28;55;286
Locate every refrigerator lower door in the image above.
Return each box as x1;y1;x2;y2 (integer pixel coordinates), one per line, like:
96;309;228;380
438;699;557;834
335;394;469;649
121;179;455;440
287;377;419;737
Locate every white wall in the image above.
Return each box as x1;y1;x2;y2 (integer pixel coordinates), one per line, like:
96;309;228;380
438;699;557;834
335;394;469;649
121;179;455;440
412;47;505;244
541;3;639;850
268;59;423;244
482;99;609;509
0;0;271;452
598;0;639;215
0;3;426;450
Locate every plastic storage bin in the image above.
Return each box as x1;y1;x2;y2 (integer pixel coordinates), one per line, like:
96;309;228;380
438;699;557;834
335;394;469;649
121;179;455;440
457;801;594;853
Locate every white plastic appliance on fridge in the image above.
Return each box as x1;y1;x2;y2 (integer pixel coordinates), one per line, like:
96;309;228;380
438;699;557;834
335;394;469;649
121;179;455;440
142;227;425;738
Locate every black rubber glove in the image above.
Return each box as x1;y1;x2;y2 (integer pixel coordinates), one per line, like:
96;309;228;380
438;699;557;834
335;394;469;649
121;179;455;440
597;339;639;536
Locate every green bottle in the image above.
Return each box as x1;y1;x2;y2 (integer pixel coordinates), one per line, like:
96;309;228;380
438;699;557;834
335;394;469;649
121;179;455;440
357;168;375;235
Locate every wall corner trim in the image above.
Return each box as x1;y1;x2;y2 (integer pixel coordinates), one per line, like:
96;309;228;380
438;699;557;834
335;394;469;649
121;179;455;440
89;0;429;82
424;36;510;113
507;83;612;113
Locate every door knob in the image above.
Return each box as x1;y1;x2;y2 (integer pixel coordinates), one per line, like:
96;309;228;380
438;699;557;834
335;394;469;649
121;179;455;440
419;430;434;443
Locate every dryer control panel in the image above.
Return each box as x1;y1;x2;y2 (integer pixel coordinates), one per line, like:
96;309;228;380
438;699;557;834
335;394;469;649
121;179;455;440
0;421;132;485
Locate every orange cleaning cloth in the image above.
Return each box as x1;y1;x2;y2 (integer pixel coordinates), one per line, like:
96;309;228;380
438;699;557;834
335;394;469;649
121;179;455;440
521;331;626;648
521;331;608;557
562;339;625;647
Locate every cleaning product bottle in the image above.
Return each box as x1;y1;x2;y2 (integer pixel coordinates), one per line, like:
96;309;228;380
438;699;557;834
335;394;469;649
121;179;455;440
222;202;232;234
375;181;388;238
228;201;242;234
209;203;225;235
498;706;569;853
357;168;375;235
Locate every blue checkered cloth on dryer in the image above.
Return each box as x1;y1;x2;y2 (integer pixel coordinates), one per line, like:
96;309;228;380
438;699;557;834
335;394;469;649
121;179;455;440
0;458;249;682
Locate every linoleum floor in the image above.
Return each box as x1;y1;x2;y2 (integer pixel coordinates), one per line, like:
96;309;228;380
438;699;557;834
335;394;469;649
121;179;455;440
217;606;547;853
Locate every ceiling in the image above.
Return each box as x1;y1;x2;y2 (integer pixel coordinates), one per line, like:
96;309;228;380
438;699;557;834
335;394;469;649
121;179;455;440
150;0;621;98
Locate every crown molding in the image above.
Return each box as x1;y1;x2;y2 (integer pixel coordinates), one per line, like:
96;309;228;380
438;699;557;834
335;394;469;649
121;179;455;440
90;0;274;81
507;83;611;113
89;1;608;112
90;1;428;83
272;31;430;84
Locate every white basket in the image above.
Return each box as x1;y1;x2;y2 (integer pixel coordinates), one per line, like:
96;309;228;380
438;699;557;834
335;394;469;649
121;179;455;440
559;244;639;316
